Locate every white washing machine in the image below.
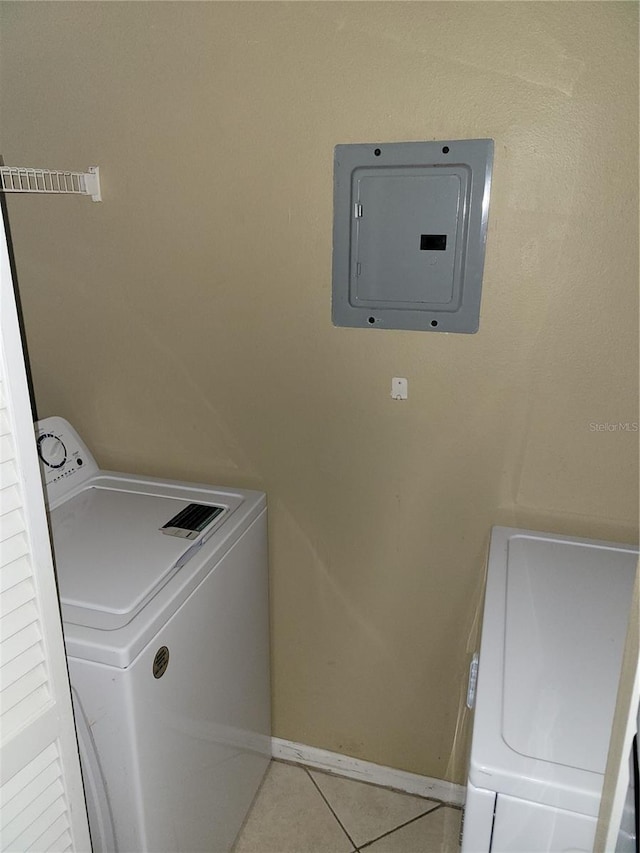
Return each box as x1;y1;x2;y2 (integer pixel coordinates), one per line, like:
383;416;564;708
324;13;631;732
36;417;271;853
461;526;638;853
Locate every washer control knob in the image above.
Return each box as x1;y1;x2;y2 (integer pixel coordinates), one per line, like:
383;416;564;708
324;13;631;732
37;434;67;469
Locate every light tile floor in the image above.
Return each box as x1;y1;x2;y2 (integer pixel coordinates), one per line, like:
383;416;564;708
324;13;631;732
233;761;462;853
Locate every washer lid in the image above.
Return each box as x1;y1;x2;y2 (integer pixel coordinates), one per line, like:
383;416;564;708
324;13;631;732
469;526;638;816
503;535;634;773
50;486;226;630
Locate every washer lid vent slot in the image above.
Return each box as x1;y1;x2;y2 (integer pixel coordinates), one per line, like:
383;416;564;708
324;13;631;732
161;504;224;540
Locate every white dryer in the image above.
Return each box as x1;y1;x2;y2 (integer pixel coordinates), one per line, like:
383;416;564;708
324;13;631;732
36;417;271;853
462;526;638;853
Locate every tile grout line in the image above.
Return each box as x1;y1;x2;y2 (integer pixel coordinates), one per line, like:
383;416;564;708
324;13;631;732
304;764;447;852
303;767;362;851
357;804;444;851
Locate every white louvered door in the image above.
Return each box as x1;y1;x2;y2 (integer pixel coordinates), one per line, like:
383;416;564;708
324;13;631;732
0;210;91;852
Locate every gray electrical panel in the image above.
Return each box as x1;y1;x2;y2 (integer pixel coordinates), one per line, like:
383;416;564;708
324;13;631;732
332;139;494;333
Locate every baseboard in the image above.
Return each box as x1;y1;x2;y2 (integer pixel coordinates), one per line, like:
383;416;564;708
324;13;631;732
271;737;466;807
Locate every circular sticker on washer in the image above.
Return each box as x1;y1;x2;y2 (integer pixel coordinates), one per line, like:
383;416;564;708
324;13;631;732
153;646;169;679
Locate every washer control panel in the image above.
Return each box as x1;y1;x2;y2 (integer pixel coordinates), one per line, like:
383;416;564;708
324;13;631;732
35;417;99;505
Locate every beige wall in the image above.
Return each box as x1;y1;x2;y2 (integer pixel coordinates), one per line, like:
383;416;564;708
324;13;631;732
1;2;637;784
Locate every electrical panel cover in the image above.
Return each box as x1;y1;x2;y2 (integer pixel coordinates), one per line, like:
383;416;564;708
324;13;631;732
332;139;494;333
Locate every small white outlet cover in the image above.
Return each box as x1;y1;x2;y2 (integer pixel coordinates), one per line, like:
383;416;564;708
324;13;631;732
391;378;408;400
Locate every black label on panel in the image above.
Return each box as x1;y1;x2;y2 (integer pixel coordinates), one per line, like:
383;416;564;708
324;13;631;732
153;646;170;679
420;234;447;251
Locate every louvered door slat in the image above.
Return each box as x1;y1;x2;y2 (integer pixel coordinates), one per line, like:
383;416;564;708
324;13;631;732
1;508;25;542
0;432;14;464
2;661;48;715
3;788;67;851
1;745;57;805
0;600;39;644
30;815;72;852
0;483;23;518
2;642;44;692
0;555;32;594
1;622;42;668
1;576;36;620
0;458;19;490
0;532;29;568
2;760;60;823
